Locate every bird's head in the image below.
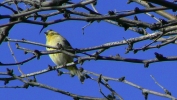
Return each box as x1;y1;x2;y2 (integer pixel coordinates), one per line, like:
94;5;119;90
45;29;58;36
45;29;60;40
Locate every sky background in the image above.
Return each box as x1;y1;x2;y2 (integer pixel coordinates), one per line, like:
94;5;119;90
0;0;177;100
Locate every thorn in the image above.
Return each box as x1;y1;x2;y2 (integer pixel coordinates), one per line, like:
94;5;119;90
165;89;171;95
48;65;53;70
21;38;26;41
4;79;9;85
33;76;37;82
119;76;125;82
142;91;148;100
39;24;48;34
23;83;29;89
144;62;149;68
134;15;138;20
108;10;115;15
154;52;166;60
133;49;138;54
24;50;28;54
15;43;19;49
63;12;70;18
57;69;63;76
73;97;80;100
134;7;140;12
85;74;91;79
33;50;41;60
6;68;13;76
98;74;102;83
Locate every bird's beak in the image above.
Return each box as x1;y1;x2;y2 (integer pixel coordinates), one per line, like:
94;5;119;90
44;32;48;35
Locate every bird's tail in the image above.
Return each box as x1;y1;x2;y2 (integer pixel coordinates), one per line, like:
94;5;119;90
67;66;85;83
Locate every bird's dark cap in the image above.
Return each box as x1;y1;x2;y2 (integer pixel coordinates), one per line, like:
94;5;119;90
44;29;53;35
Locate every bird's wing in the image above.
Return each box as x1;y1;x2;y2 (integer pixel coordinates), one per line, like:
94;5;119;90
62;39;75;54
63;39;72;48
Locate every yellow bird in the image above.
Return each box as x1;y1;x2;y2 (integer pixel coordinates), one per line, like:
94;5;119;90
45;30;85;83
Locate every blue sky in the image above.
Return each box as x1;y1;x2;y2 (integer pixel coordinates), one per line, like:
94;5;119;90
0;0;177;100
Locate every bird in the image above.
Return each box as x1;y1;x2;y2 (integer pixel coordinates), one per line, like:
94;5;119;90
45;30;85;83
